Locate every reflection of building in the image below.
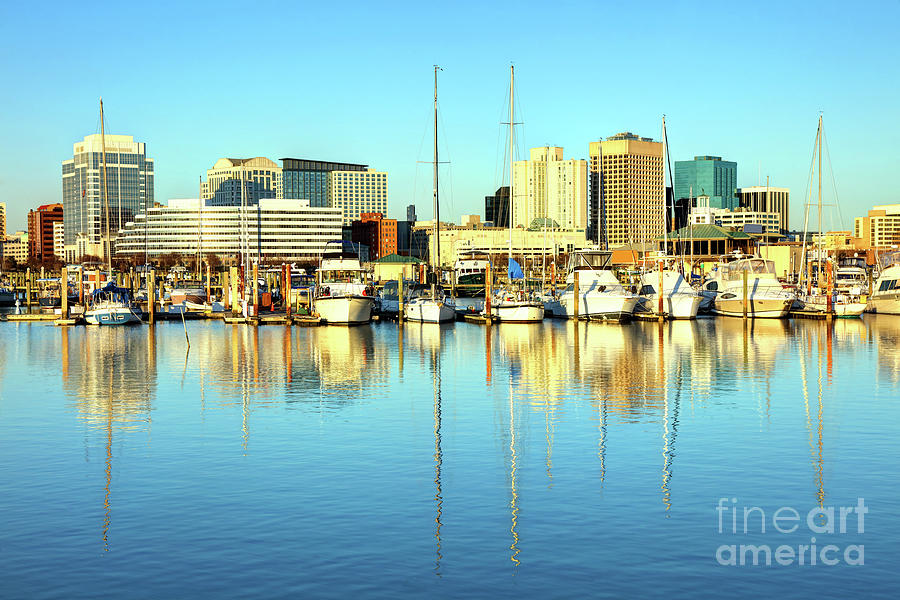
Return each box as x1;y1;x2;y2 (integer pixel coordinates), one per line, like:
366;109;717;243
201;157;280;206
61;133;154;261
854;204;900;248
738;186;789;232
512;147;587;231
589;133;664;247
27;203;64;260
280;158;368;207
326;169;388;225
116;199;342;262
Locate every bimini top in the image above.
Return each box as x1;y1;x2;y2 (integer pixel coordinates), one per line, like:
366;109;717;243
91;282;134;299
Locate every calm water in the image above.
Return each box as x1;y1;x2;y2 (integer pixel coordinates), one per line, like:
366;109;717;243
1;316;899;598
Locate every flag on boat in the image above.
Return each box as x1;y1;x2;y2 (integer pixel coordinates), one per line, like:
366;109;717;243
508;258;524;280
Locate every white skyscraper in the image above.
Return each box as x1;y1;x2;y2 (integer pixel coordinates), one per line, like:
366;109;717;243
512;147;587;231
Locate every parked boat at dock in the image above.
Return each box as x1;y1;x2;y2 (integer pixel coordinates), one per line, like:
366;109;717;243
314;241;375;325
85;282;143;325
636;264;702;319
869;251;900;314
547;250;638;322
703;256;793;318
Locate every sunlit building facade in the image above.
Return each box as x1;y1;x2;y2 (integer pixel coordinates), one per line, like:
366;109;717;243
512;147;587;231
738;186;790;232
589;133;664;248
280;158;368;207
61;134;154;261
201;157;280;206
116;199;342;262
326;169;388;225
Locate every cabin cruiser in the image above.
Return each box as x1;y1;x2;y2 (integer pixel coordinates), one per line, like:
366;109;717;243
835;256;869;294
869;251;900;314
546;250;638;322
702;256;793;318
636;258;703;319
453;256;488;297
314;241;375;324
404;283;456;323
85;282;143;325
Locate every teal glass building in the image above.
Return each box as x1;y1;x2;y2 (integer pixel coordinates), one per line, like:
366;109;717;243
673;156;737;210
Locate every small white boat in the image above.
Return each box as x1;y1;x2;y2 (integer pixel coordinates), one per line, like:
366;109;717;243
85;283;142;325
314;241;375;325
404;284;456;323
170;280;206;305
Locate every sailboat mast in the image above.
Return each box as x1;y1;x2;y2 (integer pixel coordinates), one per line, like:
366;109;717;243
197;175;203;273
508;65;514;277
817;115;823;292
100;98;111;271
433;65;440;278
661;116;668;256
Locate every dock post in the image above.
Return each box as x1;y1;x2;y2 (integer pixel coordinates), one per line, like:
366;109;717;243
60;267;68;317
573;270;580;321
206;264;211;303
398;274;405;323
40;266;45;281
742;269;748;320
252;262;259;316
284;264;291;319
148;269;156;325
484;263;492;322
78;269;84;305
26;267;32;307
657;260;665;322
450;270;456;299
230;266;240;314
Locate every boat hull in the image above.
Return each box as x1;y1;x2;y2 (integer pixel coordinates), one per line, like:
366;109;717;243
0;290;16;307
405;299;456;323
85;306;142;325
491;302;544;323
712;297;792;318
868;294;900;315
639;293;702;319
557;294;638;322
316;296;373;324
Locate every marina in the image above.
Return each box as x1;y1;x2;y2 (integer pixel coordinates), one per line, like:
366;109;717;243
1;313;898;597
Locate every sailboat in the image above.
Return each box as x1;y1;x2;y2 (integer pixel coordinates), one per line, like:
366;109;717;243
404;66;456;323
795;115;866;317
489;65;544;323
84;98;142;325
636;116;702;319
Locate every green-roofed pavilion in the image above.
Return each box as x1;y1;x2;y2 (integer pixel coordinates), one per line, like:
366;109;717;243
371;253;425;264
655;224;755;260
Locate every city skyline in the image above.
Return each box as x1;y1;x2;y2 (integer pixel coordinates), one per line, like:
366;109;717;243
1;0;897;233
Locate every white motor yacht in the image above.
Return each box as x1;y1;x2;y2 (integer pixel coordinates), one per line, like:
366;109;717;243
314;241;375;325
705;256;793;318
548;250;638;322
637;263;702;320
404;283;456;323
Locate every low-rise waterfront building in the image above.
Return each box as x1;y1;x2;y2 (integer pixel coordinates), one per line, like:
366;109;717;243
350;212;397;260
411;220;589;269
371;253;425;282
116;198;342;263
1;231;29;264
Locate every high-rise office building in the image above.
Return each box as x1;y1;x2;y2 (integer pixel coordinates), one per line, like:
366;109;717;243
484;186;510;228
854;204;900;248
27;203;64;261
326;169;388;225
0;202;6;237
202;157;280;206
674;156;738;219
53;222;65;258
281;158;368;207
589;133;664;248
738;186;789;232
512;147;587;230
61;134;154;261
406;204;417;222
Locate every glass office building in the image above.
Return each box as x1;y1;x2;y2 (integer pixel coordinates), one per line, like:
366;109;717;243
674;156;738;210
280;159;368;207
61;134;154;260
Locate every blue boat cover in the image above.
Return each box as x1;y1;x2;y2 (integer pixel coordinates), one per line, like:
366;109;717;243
508;258;525;280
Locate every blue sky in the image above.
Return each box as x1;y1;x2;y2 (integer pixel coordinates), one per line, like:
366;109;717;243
1;0;897;232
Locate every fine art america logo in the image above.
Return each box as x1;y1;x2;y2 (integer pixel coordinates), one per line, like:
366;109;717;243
715;498;866;566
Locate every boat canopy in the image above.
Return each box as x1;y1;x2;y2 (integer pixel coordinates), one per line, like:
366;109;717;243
508;258;525;280
721;258;775;278
567;250;613;271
